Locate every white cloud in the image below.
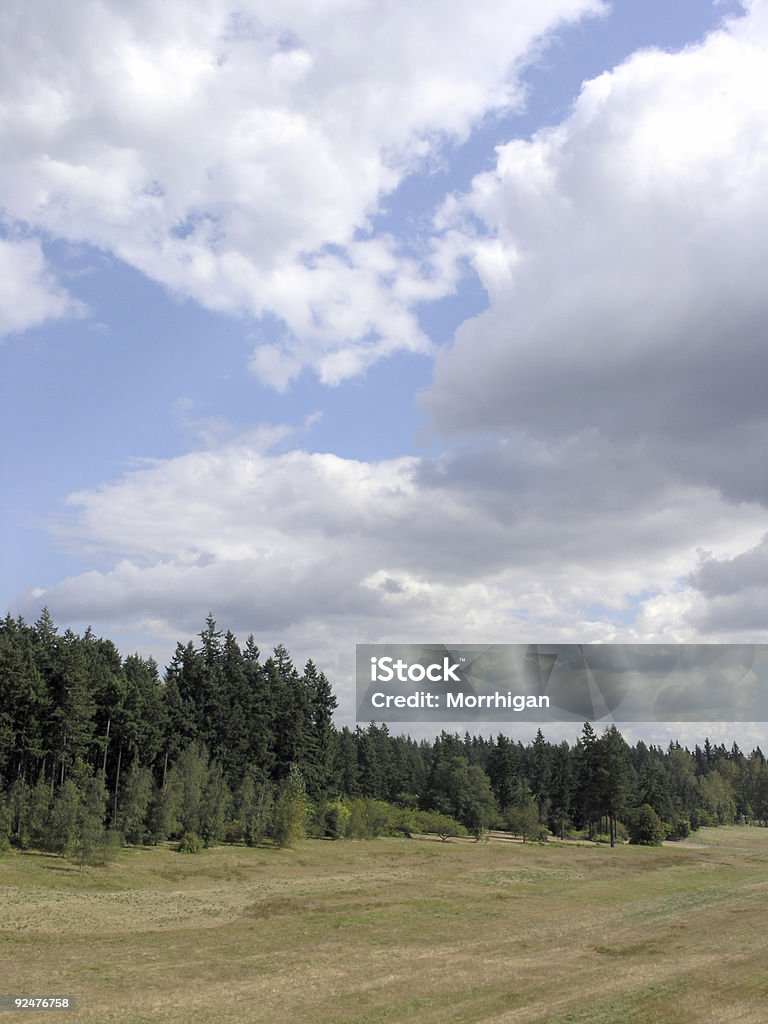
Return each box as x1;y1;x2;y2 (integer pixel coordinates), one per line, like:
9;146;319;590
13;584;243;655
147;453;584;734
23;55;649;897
415;0;768;655
425;0;768;505
13;0;768;714
676;534;768;637
0;237;81;337
0;0;603;382
22;431;768;695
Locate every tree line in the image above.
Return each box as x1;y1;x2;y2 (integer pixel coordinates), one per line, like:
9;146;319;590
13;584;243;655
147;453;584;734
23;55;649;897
1;612;767;859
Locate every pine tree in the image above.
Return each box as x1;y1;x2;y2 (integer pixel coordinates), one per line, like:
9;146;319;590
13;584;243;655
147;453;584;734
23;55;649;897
596;726;634;846
146;777;181;845
269;645;312;782
528;728;552;823
75;775;108;867
199;762;231;846
302;660;338;801
214;632;251;783
121;654;167;772
50;780;80;855
168;742;209;836
118;764;154;844
487;734;522;812
242;636;274;783
0;615;48;786
47;630;97;787
574;722;601;835
548;741;573;840
26;776;53;849
335;727;361;797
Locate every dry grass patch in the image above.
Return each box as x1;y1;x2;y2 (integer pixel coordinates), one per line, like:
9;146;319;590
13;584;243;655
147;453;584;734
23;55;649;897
2;827;767;1023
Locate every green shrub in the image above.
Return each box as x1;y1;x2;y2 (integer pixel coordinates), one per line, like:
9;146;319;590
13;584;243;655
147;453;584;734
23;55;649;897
343;798;394;839
344;798;370;838
627;804;665;846
412;810;468;842
566;828;590;841
324;801;351;839
223;818;243;844
178;831;204;854
81;827;123;866
666;817;691;841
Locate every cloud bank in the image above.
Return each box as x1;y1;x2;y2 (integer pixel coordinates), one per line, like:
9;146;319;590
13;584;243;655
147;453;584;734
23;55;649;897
0;0;601;377
426;1;768;507
13;1;768;701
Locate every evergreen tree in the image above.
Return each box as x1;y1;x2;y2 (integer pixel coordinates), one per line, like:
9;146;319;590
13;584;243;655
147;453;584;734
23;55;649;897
199;762;231;846
23;776;53;850
46;629;97;787
118;764;154;844
121;654;167;772
487;734;523;812
505;784;541;843
0;615;48;786
358;725;388;800
50;780;80;855
335;727;361;797
242;636;275;783
596;725;634;846
168;741;210;836
628;803;665;846
146;777;182;845
548;741;573;839
302;660;338;801
214;632;251;783
163;642;203;756
528;728;552;823
637;758;676;823
574;723;601;835
268;646;307;780
75;775;108;867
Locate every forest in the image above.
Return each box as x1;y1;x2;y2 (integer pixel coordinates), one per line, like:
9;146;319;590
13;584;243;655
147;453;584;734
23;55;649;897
1;611;767;861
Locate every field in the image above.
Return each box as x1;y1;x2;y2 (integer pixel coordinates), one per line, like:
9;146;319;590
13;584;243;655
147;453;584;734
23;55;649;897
2;827;768;1024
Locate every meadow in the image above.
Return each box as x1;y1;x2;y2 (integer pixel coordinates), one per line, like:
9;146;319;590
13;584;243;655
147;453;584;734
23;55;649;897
2;827;767;1024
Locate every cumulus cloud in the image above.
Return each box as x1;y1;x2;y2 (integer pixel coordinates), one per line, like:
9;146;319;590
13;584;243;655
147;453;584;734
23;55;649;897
22;431;768;678
0;0;602;383
425;0;768;505
0;237;81;337
677;535;768;636
13;0;768;709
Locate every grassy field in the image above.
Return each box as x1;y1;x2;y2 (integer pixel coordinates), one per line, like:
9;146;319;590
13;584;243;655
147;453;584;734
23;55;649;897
2;827;767;1024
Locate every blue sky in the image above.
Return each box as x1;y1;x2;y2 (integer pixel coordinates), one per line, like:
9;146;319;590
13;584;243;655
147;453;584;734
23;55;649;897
2;0;767;740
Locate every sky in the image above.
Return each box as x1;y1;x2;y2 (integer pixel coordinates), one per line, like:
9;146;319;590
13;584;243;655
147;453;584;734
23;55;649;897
2;0;768;745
